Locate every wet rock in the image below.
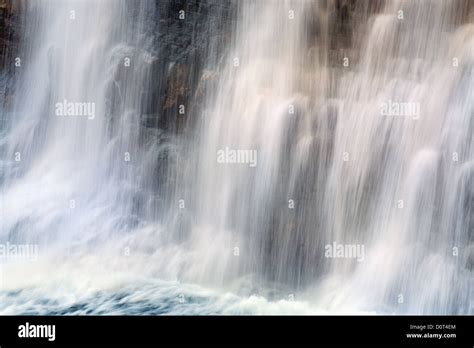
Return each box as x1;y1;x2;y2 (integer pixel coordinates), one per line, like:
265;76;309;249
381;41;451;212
147;0;235;132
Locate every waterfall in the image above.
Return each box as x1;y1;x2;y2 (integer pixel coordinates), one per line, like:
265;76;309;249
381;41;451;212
0;0;472;314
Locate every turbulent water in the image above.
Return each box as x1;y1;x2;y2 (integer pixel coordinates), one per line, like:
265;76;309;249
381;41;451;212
0;0;472;315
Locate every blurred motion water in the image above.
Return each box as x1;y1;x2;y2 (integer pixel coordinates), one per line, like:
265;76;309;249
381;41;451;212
0;0;472;314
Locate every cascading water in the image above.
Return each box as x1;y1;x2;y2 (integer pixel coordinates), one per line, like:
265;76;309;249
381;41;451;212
0;0;472;315
1;0;158;248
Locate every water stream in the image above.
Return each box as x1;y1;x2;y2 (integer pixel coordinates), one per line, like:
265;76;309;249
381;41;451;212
0;0;472;314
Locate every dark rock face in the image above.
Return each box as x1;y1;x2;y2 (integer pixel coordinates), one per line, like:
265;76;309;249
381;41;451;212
0;0;23;69
135;0;235;133
0;0;12;67
0;0;20;109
